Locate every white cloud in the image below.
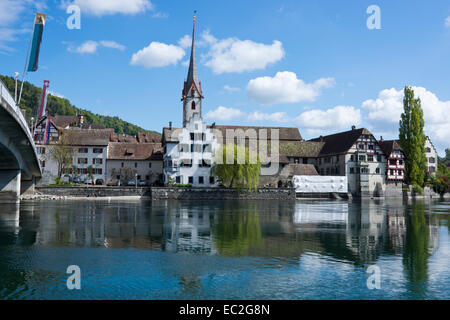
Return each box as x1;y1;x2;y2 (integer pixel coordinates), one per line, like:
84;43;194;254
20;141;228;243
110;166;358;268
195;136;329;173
0;0;25;27
130;42;185;68
178;35;192;49
203;35;285;74
223;85;241;93
445;16;450;27
204;106;245;121
152;11;168;18
99;40;125;50
362;86;450;153
247;111;289;123
48;90;65;99
67;0;153;16
68;40;125;54
295;105;362;135
247;71;335;105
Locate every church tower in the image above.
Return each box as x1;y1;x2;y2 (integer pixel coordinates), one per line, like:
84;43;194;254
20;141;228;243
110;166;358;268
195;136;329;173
182;13;203;127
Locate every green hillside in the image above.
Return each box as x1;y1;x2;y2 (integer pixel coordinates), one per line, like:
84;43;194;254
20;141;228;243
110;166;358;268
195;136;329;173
0;75;159;136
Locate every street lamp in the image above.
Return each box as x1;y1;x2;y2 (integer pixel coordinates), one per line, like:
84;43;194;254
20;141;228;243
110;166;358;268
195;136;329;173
14;72;19;103
30;117;35;134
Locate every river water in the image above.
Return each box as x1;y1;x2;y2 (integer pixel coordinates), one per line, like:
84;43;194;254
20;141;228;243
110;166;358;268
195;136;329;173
0;198;449;300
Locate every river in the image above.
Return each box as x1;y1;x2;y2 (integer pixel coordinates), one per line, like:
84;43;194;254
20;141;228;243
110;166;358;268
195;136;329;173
0;198;449;299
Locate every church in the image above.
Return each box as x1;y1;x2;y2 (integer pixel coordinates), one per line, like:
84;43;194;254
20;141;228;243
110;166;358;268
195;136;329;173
161;16;316;187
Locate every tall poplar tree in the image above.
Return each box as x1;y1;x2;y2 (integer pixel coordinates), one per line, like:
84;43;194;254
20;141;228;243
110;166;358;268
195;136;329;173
399;86;427;186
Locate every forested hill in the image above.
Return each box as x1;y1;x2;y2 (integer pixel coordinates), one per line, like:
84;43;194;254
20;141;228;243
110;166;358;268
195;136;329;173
0;75;159;136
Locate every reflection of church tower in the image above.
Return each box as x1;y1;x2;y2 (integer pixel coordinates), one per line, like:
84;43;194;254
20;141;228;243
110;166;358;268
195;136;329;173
182;13;203;127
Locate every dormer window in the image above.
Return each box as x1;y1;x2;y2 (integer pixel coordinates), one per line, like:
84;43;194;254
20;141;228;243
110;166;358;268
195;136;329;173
191;101;196;110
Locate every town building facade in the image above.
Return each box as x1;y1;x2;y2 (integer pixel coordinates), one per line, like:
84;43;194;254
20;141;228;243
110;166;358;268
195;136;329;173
425;136;438;176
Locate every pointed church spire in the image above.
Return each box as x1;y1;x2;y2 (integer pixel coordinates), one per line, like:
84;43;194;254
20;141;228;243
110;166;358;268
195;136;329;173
183;11;202;98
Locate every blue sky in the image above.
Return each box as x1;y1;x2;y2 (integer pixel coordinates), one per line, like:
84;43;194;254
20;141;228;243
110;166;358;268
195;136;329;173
1;0;449;154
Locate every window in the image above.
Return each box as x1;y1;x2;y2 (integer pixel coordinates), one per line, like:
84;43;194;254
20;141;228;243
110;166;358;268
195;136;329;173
116;175;120;180
326;168;330;175
93;148;103;153
94;168;103;175
191;101;196;110
190;144;194;152
137;175;141;180
146;175;150;180
41;160;45;167
377;155;381;162
359;155;366;162
121;162;124;168
134;163;137;168
149;162;152;168
188;176;193;184
92;158;103;165
368;155;374;162
350;155;354;162
199;176;204;184
350;167;354;174
176;176;181;184
78;148;88;153
426;147;431;153
190;133;194;141
78;158;88;164
376;168;380;174
359;144;365;150
209;176;215;184
368;145;374;150
399;160;403;165
389;159;397;166
318;158;322;165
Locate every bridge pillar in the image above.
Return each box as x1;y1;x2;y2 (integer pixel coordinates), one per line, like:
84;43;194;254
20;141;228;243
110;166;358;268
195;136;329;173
0;169;21;203
21;176;35;195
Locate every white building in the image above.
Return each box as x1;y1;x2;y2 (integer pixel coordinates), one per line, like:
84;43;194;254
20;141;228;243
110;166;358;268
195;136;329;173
33;115;111;183
106;142;163;185
310;127;387;197
425;136;438;176
162;16;219;187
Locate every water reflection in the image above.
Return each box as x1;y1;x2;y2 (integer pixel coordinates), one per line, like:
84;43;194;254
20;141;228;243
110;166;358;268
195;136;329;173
0;198;447;299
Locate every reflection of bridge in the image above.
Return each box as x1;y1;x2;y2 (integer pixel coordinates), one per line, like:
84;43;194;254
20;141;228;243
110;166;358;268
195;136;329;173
0;79;41;202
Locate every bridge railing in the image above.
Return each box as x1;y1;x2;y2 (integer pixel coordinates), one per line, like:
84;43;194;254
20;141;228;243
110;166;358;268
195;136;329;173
0;78;29;133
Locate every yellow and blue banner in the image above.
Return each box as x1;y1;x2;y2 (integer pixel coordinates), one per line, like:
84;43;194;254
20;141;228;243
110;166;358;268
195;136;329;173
27;13;46;72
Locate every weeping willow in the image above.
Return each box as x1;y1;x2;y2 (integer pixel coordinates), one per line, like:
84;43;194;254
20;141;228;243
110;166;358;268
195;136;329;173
212;144;261;192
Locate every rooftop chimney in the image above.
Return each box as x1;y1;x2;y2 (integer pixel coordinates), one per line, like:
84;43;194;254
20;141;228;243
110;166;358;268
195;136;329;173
380;136;383;142
169;121;172;129
319;135;323;142
351;125;356;130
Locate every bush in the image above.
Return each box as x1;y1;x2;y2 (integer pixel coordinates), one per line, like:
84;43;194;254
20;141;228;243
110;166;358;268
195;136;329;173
412;184;424;195
432;176;449;195
175;184;192;188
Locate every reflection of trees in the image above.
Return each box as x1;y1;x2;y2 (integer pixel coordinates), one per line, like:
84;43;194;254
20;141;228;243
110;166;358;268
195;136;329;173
214;211;262;256
403;201;430;294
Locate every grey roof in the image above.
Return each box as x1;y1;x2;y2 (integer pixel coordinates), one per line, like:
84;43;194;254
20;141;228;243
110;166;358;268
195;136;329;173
279;141;324;158
182;16;202;98
210;125;302;141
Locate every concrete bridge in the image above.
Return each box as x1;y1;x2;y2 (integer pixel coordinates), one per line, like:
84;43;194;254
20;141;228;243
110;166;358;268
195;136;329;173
0;79;41;202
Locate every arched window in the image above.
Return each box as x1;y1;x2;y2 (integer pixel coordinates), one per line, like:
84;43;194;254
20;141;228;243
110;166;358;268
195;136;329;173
191;101;195;110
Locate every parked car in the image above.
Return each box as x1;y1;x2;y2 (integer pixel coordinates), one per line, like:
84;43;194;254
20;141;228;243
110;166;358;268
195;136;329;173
127;180;136;186
95;179;104;185
84;177;93;185
138;180;147;186
73;176;81;183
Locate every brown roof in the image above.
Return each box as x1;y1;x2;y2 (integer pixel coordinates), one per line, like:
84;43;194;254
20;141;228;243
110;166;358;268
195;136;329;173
137;132;161;143
280;141;324;158
379;140;403;157
210;125;302;141
107;142;163;160
162;125;302;144
60;128;113;146
110;133;138;143
287;164;318;176
310;128;373;156
52;115;80;128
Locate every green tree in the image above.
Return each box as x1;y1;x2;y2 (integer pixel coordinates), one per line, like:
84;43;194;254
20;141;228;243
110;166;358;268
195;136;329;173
50;130;75;178
212;144;261;192
399;86;427;186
